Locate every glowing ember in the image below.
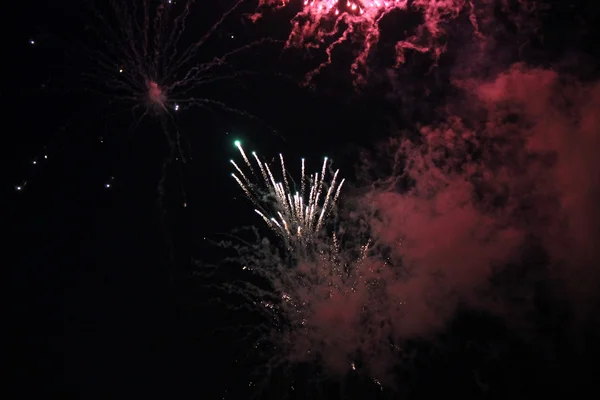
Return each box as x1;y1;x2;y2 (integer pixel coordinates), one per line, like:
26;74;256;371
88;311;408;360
147;80;167;110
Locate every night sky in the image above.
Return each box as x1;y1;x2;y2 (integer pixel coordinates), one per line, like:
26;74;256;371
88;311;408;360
8;1;600;399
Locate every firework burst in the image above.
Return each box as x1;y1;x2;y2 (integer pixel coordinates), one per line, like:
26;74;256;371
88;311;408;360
74;0;284;216
253;0;482;85
84;0;275;118
231;141;345;250
211;142;408;397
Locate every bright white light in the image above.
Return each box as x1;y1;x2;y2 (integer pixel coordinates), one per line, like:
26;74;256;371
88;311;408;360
174;104;179;111
16;186;22;191
33;161;37;164
29;40;35;45
44;155;48;159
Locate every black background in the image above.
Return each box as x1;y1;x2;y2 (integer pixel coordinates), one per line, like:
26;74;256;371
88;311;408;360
7;0;600;398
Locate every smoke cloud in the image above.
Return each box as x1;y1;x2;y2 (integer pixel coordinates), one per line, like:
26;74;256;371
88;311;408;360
283;64;600;382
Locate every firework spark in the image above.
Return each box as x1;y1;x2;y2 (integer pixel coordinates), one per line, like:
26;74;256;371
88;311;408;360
253;0;481;85
79;0;281;213
212;142;405;397
231;141;345;248
84;0;275;119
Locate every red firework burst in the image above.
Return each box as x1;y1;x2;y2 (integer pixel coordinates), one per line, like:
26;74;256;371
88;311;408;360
256;0;480;86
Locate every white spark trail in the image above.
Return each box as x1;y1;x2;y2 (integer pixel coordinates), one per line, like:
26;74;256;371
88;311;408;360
232;143;344;248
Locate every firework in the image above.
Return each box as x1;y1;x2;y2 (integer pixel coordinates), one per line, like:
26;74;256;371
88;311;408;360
263;0;403;16
254;0;481;85
231;141;345;249
84;0;274;118
215;141;406;397
77;0;280;211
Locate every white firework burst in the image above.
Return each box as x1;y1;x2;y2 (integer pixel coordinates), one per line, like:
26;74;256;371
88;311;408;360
231;140;344;249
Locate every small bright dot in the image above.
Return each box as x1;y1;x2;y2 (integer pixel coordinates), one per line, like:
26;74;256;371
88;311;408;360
234;140;241;146
174;104;179;111
119;68;123;73
16;186;22;191
105;184;110;188
44;155;48;159
33;161;37;164
231;35;234;39
29;40;35;45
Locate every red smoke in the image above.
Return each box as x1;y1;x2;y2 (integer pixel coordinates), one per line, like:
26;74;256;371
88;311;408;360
282;64;600;383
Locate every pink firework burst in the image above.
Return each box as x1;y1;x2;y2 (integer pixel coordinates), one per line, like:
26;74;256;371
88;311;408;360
256;0;481;85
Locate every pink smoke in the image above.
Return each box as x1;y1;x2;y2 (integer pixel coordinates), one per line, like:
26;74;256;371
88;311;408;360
283;64;600;382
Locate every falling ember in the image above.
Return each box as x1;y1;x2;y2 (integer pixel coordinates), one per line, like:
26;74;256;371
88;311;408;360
254;0;480;85
231;142;345;248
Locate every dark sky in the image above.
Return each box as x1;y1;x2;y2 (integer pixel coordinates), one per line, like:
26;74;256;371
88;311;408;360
7;0;600;399
7;2;379;397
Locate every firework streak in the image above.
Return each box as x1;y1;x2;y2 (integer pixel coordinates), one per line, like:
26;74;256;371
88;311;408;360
231;141;345;249
253;0;481;85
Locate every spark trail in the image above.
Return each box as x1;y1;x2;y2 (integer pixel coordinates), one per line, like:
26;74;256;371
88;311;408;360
86;0;275;119
217;142;399;397
82;0;278;268
83;0;280;204
253;0;482;85
231;141;345;250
